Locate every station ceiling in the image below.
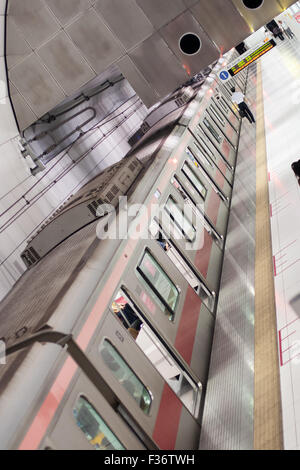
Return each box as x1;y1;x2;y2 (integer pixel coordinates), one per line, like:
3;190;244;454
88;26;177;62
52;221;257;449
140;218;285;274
5;0;296;130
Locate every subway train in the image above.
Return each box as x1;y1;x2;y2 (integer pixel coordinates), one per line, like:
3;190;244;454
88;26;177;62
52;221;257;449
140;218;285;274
0;54;248;450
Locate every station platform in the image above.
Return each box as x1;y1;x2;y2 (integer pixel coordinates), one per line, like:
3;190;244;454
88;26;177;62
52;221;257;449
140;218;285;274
200;35;300;450
261;37;300;451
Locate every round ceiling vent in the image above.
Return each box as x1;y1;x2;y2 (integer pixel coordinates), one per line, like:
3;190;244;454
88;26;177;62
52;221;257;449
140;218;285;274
179;33;201;56
242;0;264;9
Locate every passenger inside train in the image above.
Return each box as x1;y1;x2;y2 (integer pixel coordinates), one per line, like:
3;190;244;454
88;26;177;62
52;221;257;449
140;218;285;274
73;396;123;451
112;300;142;336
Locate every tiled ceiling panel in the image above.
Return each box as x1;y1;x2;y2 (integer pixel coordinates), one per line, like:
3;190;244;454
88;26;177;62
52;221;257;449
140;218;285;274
160;10;219;77
44;0;93;26
6;0;290;130
183;0;198;7
66;9;125;74
94;0;154;50
129;33;188;98
6;16;32;70
117;55;159;108
36;32;96;96
136;0;186;29
231;0;283;31
8;0;60;49
191;0;251;52
9;54;66;117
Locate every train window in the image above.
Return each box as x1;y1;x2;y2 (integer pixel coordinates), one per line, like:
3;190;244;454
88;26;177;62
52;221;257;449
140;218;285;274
194;132;216;162
208;109;236;150
215;96;227;112
209;105;225;126
215;95;230;114
171;178;189;203
224;83;232;96
100;339;152;415
170;177;221;248
111;295;142;340
111;288;203;417
186;146;213;170
203;118;222;144
186;148;227;203
213;100;227;119
182;161;207;200
149;220;215;307
165;196;196;243
137;250;179;318
221;96;237;117
73;395;125;450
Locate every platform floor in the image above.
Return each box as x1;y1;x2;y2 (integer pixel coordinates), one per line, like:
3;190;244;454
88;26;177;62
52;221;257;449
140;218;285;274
260;37;300;450
199;65;257;450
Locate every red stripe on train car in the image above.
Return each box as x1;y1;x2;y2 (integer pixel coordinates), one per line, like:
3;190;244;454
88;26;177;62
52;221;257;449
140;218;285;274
19;357;77;450
152;384;183;449
176;155;224;364
175;286;203;364
222;140;233;163
226;125;235;143
218;158;227;177
153;172;224;446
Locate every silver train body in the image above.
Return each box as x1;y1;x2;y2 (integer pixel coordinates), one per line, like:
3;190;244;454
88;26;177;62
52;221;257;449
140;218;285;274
0;58;248;450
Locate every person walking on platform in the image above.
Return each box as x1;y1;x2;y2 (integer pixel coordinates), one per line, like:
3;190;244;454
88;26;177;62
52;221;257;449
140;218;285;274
266;20;285;41
291;160;300;186
278;20;295;39
230;87;255;124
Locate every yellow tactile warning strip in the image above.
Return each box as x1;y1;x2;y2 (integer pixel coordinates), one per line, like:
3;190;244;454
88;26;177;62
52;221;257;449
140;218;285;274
254;61;283;450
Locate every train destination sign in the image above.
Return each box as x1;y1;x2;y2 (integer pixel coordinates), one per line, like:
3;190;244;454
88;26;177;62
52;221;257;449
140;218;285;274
229;40;276;76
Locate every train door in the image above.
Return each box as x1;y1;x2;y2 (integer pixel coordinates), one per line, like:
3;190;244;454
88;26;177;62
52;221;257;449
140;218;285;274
234;74;246;92
218;81;233;103
223;80;238;98
39;355;146;450
174;150;229;241
215;86;241;121
228;75;245;94
185;131;233;198
90;310;202;450
206;103;239;149
110;286;203;419
212;95;240;132
189;122;235;180
197;114;237;168
122;238;216;385
156;182;224;296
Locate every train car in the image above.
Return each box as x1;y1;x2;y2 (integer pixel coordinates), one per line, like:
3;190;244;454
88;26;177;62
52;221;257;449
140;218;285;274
0;51;246;451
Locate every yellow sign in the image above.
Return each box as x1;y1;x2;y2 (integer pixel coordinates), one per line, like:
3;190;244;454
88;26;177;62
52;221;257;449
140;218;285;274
229;40;276;76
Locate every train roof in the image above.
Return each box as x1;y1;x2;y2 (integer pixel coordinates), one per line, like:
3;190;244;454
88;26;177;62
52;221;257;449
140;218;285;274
0;91;200;392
